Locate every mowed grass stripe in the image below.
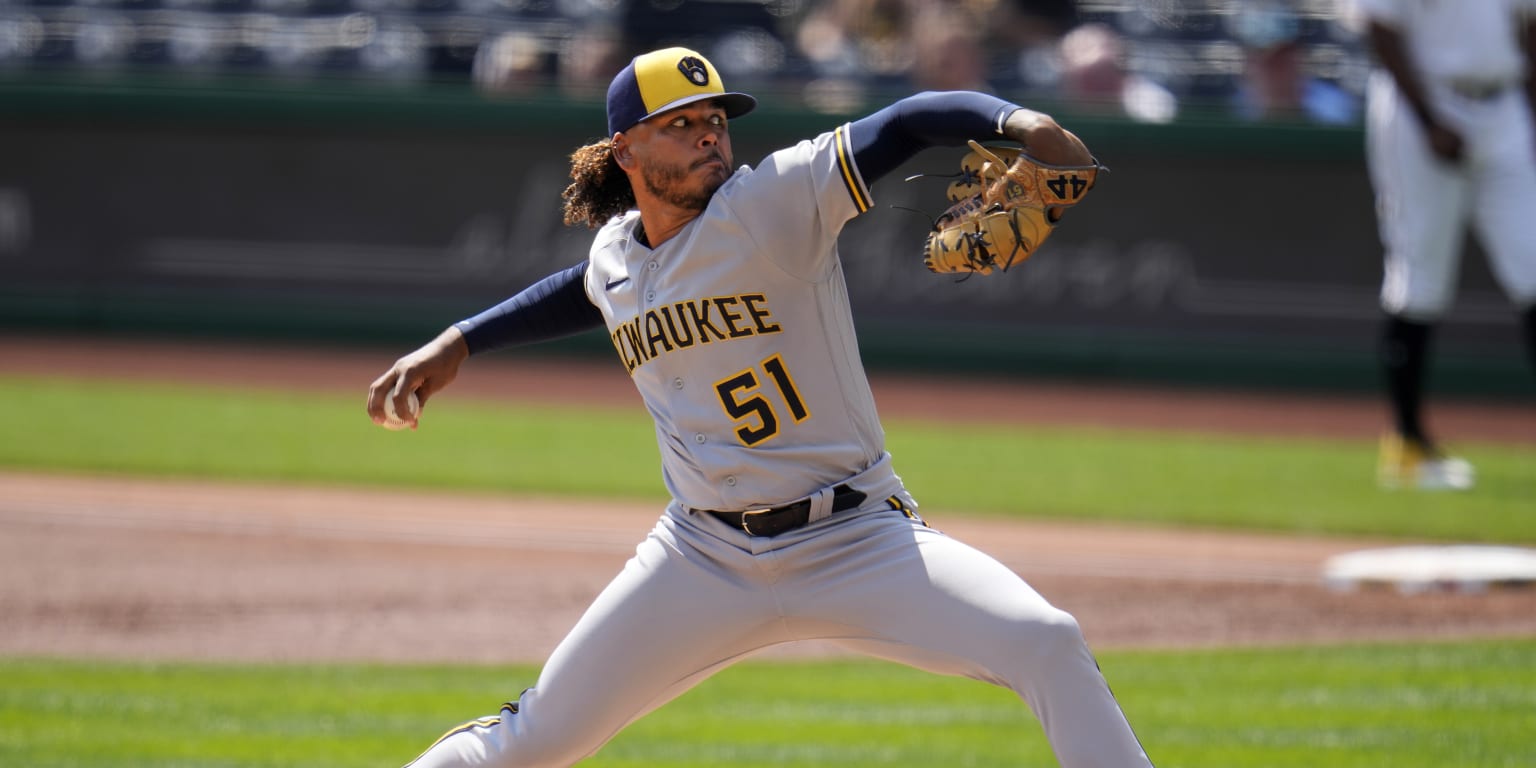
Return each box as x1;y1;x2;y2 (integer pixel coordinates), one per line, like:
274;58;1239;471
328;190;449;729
2;640;1535;768
2;375;1534;541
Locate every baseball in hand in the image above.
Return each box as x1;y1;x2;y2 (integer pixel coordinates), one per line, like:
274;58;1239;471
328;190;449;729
382;390;420;431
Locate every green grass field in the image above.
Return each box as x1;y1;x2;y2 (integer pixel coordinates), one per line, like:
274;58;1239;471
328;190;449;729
5;373;1535;767
3;641;1534;768
3;375;1533;542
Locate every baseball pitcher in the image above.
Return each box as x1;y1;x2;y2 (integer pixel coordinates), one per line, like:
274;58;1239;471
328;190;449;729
367;47;1148;768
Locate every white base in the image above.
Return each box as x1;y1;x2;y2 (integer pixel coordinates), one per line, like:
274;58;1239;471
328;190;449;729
1323;545;1536;594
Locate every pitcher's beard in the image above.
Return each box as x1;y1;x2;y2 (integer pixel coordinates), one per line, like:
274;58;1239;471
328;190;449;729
642;157;728;213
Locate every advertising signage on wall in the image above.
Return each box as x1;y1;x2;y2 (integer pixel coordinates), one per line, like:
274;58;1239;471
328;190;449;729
0;86;1523;392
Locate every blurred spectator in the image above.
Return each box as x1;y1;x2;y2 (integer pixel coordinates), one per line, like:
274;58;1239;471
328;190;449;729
910;3;991;92
0;0;1377;118
987;0;1079;96
1230;1;1359;124
1057;21;1178;123
359;20;430;83
619;0;793;82
988;0;1079;51
557;23;628;95
794;0;915;83
472;30;550;95
792;0;915;112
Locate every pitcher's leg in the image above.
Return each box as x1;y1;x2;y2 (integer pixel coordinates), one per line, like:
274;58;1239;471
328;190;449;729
405;515;784;768
787;511;1151;768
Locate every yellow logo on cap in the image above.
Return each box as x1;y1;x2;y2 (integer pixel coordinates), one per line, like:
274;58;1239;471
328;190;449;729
634;47;725;116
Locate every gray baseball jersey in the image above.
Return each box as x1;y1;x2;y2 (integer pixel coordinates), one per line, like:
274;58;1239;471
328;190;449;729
583;126;904;511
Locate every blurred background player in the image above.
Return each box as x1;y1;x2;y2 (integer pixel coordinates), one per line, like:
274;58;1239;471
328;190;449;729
1231;1;1358;125
1355;0;1536;490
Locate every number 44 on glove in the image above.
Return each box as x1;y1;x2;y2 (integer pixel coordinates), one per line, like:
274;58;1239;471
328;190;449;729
923;140;1104;275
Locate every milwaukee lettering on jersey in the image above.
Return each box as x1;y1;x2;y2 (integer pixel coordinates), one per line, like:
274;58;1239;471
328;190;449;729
610;293;782;373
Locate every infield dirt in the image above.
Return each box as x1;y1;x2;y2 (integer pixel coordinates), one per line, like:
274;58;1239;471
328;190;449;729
3;333;1533;663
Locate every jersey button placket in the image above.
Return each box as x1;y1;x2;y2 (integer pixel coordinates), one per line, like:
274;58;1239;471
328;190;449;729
643;262;659;305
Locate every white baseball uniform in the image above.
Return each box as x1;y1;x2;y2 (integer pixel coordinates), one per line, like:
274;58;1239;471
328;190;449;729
404;127;1152;767
1359;0;1536;318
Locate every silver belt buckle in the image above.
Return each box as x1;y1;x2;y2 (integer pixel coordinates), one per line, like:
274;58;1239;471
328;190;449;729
738;507;775;535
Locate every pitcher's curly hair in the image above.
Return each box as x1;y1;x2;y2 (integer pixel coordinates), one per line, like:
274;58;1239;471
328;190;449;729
562;139;635;229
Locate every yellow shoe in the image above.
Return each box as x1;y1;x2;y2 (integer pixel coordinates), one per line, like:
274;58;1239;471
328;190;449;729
1378;433;1474;491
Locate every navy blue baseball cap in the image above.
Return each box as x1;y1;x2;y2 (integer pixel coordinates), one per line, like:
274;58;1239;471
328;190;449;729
606;47;757;136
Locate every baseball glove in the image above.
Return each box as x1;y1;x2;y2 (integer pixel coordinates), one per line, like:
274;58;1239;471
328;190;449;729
923;140;1103;275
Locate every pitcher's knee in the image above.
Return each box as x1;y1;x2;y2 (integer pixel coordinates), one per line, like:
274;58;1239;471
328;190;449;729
1019;607;1088;661
989;608;1096;697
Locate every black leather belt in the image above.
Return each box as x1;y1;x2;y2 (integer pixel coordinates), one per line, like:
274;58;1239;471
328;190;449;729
703;485;867;537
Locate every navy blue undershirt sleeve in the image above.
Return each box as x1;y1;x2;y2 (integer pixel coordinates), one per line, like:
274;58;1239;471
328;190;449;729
847;91;1022;185
453;94;1018;353
453;261;604;355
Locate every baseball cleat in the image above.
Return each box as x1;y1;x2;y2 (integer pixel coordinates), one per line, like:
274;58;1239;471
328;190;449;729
1377;433;1474;491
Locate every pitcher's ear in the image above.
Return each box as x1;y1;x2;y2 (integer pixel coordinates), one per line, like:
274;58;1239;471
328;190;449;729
611;134;635;171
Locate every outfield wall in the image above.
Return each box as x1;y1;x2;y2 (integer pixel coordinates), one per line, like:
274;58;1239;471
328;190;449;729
0;76;1528;396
